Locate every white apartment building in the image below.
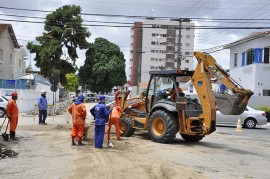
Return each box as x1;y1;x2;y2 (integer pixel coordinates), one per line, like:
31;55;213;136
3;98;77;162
129;18;195;87
223;30;270;106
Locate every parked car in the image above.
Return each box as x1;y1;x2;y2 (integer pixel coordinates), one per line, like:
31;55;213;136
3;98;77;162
216;106;268;129
0;96;8;117
84;93;95;102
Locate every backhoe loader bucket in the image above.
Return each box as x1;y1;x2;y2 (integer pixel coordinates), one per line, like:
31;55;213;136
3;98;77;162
215;93;247;115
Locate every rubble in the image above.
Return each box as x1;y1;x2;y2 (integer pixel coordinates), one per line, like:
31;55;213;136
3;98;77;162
0;143;18;160
28;99;73;116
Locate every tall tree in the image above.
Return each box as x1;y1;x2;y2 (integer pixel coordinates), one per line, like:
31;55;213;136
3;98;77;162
27;5;90;85
65;73;80;92
79;38;126;93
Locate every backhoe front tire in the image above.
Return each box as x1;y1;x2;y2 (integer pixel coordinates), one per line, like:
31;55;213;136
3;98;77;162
181;134;203;142
148;110;178;143
120;118;135;137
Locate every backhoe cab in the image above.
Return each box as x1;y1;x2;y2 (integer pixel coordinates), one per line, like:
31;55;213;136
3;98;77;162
119;51;253;143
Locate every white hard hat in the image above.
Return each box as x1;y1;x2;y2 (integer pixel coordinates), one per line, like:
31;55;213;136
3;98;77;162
41;90;46;94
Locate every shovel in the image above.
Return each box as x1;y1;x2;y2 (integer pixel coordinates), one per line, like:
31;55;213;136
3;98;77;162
0;117;7;131
2;118;10;141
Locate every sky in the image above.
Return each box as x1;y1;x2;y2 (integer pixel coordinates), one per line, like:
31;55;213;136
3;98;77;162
1;0;270;79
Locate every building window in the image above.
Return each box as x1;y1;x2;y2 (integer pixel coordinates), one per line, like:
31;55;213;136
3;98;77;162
151;50;155;53
151;58;155;61
185;60;189;63
264;48;269;64
186;43;190;47
246;49;254;65
0;49;3;62
152;33;156;37
19;59;22;67
185;51;189;55
234;53;237;67
150;66;155;69
186;35;190;39
10;54;12;66
151;41;156;45
263;90;270;96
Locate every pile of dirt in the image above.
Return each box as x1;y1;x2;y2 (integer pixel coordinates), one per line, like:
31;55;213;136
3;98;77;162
0;143;18;160
53;124;70;131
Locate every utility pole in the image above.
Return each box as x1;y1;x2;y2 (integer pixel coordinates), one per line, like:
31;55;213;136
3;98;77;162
136;51;145;95
177;18;182;69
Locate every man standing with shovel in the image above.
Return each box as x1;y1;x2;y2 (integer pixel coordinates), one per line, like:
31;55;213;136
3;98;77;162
6;92;19;140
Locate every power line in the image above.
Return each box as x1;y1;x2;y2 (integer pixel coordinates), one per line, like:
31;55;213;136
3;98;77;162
3;17;270;30
4;6;270;21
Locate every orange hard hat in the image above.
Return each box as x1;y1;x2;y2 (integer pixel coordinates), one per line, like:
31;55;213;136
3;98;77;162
11;92;18;97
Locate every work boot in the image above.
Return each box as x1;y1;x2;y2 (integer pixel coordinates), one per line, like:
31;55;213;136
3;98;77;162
10;132;18;140
77;141;85;146
71;141;76;146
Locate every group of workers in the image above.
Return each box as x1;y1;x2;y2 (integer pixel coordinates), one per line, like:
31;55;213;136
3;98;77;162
4;82;181;148
68;91;123;148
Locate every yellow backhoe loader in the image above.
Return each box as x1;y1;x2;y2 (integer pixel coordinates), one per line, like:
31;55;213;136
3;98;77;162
119;52;253;142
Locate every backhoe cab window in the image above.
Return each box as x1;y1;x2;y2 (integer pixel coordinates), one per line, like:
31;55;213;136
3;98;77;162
149;76;173;96
156;77;173;92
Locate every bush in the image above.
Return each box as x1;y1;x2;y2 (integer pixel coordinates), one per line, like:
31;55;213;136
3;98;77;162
256;105;270;112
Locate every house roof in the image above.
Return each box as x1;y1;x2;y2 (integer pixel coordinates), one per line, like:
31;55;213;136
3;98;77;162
0;24;20;48
223;30;270;49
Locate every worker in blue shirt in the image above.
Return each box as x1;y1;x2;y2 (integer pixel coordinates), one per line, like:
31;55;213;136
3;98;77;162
38;90;48;125
90;95;112;148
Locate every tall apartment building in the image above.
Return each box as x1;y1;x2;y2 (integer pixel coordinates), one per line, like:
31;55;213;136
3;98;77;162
129;18;195;86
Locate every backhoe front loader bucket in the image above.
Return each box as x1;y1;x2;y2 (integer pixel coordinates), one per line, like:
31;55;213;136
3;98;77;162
215;93;247;115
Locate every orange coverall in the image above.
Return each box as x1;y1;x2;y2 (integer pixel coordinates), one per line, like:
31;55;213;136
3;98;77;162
6;99;19;132
68;103;86;142
106;106;123;140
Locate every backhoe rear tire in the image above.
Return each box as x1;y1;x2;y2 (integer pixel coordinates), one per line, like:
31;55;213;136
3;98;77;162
181;134;203;142
120;118;135;137
148;110;178;143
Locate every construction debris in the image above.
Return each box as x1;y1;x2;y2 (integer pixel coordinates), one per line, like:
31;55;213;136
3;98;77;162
0;144;18;160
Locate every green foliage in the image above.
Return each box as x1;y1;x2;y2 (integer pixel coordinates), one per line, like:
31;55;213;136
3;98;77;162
78;38;126;93
27;5;90;85
255;105;270;112
65;73;80;92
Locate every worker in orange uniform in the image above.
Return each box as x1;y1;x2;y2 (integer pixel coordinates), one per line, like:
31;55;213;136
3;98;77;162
106;105;123;140
165;82;183;102
106;90;123;140
68;95;86;146
6;92;19;140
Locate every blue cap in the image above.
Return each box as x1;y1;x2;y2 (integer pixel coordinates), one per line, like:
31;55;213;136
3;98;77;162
99;95;105;101
75;95;85;105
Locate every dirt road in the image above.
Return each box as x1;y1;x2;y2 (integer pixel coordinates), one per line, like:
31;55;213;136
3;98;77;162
1;103;269;178
0;103;204;179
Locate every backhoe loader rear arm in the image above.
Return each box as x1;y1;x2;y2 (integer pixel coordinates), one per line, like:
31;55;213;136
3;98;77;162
194;52;253;115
